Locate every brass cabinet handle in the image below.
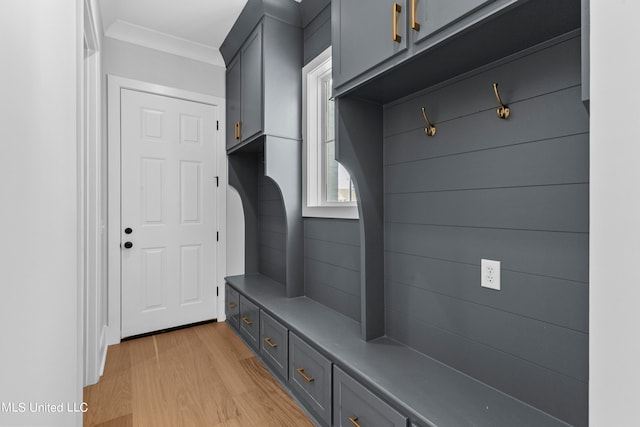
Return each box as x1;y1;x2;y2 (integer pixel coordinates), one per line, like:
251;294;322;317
348;417;362;427
411;0;420;31
237;120;242;140
264;337;278;348
234;122;240;140
296;367;314;383
241;316;253;325
227;301;237;309
392;3;402;43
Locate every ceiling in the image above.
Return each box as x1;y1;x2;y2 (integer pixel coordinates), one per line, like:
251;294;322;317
98;0;249;66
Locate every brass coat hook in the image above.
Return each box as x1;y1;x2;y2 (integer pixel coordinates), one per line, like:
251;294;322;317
492;83;510;119
421;107;437;137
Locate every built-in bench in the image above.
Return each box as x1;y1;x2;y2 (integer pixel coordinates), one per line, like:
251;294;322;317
225;273;569;427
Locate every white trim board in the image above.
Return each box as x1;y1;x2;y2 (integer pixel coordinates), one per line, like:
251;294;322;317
107;75;227;345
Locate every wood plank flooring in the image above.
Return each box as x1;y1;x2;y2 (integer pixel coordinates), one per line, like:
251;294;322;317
83;322;314;427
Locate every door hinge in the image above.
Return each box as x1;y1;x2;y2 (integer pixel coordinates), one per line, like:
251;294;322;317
216;120;219;130
216;231;219;242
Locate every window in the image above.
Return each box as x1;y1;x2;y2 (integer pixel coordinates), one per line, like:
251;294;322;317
302;47;358;219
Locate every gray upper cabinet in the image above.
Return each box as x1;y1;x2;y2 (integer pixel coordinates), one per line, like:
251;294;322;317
226;23;263;151
411;0;493;44
221;0;302;153
332;0;408;90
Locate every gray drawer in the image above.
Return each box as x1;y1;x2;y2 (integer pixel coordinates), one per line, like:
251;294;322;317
260;311;288;380
239;295;260;351
289;332;332;425
225;283;240;330
334;366;407;427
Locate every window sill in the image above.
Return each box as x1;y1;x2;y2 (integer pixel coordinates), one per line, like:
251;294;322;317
302;205;359;220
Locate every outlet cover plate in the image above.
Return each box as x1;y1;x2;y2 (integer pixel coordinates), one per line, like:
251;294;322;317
481;259;501;291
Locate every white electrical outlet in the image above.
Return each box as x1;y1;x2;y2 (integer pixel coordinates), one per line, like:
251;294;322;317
481;259;501;291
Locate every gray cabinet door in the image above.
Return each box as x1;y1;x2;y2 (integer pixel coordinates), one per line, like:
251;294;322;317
226;55;241;150
333;0;408;89
239;296;260;351
260;311;289;380
240;24;263;143
289;333;332;425
333;366;407;427
225;283;240;330
412;0;493;44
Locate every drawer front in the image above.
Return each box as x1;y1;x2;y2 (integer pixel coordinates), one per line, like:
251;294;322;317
289;333;332;425
239;296;260;351
260;311;289;380
225;284;240;330
334;366;407;427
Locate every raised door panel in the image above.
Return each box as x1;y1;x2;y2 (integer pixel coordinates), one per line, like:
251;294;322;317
240;24;263;143
333;0;408;90
226;55;241;150
412;0;494;44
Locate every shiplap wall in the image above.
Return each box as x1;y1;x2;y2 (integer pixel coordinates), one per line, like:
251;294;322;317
301;0;362;321
258;159;286;284
383;35;588;426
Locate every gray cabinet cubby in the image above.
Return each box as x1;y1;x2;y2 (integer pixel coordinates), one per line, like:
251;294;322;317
223;0;587;425
222;0;304;296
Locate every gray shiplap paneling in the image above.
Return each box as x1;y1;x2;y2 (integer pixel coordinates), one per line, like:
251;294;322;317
385;184;589;233
258;164;286;284
303;218;361;321
383;35;587;426
387;280;588;381
387;310;588;427
384;251;588;332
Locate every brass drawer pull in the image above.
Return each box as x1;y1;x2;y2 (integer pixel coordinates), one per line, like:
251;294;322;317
241;316;253;325
264;337;278;348
392;3;402;43
227;301;236;309
237;120;242;140
349;417;362;427
296;367;314;383
411;0;420;31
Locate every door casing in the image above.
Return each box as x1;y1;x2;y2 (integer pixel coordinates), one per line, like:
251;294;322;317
107;75;227;345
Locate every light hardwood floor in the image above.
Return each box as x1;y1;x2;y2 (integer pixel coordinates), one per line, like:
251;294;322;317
83;322;315;427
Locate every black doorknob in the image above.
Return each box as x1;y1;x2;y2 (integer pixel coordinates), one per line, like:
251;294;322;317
124;241;133;249
124;227;133;235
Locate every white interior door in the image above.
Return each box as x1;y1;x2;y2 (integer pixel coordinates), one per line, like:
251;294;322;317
120;88;218;338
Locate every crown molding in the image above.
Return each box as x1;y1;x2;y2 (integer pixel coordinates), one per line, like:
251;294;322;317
104;20;224;67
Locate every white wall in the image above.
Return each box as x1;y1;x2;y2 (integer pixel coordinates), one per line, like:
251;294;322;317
0;1;82;426
103;37;225;97
590;0;640;425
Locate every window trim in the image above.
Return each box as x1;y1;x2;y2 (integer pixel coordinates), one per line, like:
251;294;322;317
302;47;359;219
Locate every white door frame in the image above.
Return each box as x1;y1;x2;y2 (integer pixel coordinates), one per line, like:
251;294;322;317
83;0;107;386
107;75;227;345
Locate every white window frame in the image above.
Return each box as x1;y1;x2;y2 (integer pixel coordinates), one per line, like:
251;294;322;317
302;47;359;219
